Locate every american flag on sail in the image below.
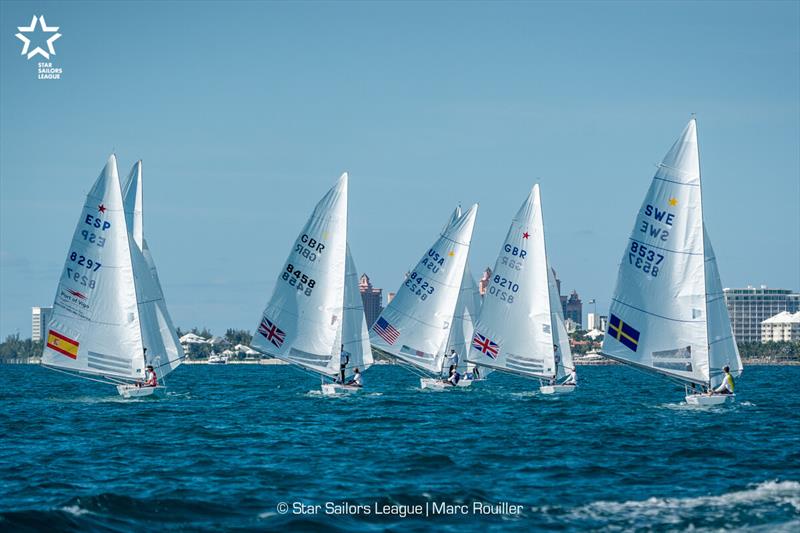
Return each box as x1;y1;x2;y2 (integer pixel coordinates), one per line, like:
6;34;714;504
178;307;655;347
372;316;399;345
472;332;499;359
258;317;286;349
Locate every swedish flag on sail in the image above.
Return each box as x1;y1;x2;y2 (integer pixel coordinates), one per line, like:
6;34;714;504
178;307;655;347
608;314;640;352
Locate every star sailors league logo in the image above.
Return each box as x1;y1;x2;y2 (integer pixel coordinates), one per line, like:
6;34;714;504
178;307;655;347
15;15;64;80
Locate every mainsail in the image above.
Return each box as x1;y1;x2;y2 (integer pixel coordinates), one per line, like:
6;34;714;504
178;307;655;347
252;174;372;379
370;205;478;375
42;156;146;381
467;185;565;380
601;118;741;388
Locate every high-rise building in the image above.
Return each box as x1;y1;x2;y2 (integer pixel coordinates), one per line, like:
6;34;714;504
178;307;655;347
387;292;396;304
724;286;800;343
599;315;609;332
761;311;800;342
564;290;583;329
479;267;492;296
31;306;52;342
587;312;602;331
359;274;383;327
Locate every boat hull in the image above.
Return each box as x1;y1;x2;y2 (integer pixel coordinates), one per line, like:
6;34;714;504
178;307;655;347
685;393;735;406
540;384;576;394
321;383;361;396
420;377;472;390
116;385;165;398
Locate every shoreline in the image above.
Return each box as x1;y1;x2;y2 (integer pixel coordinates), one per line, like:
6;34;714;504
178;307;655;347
3;358;798;366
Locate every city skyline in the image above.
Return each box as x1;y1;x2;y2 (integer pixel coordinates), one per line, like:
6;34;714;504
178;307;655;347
1;1;798;338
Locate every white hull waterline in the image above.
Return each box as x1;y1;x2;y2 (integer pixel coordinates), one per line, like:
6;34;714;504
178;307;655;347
321;383;362;395
685;393;735;406
540;384;576;395
420;377;473;390
117;385;165;398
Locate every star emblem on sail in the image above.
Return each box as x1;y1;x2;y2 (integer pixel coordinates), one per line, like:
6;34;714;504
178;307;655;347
15;15;61;60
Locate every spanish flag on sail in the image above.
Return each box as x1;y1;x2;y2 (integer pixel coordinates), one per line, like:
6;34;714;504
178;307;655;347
47;330;79;359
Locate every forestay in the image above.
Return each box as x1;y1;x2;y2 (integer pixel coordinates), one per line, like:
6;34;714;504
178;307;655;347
371;205;478;375
42;156;146;381
467;185;558;380
252;174;349;378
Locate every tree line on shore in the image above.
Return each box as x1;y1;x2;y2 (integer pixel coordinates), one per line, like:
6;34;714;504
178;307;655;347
1;331;799;362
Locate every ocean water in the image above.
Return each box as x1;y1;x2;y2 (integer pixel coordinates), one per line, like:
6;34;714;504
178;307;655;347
1;364;798;532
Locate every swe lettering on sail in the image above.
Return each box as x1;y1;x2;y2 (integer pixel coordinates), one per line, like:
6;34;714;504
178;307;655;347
638;204;676;242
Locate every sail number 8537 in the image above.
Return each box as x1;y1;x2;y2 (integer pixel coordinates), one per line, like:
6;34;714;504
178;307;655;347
628;241;663;277
282;264;316;296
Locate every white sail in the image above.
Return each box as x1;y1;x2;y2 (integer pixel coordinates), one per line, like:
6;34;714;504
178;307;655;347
341;244;374;378
446;265;482;374
252;174;349;378
42;156;146;381
602;118;719;386
122;161;184;378
467;185;557;379
548;264;574;381
371;205;478;375
704;227;743;387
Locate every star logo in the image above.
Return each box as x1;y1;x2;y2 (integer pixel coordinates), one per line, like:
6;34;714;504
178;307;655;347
448;250;455;257
522;232;530;239
98;204;106;213
15;15;61;60
668;197;678;207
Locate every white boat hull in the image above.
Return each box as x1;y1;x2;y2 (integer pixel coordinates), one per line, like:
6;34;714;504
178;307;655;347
540;384;576;394
116;385;165;398
420;377;472;390
321;383;362;396
685;393;735;406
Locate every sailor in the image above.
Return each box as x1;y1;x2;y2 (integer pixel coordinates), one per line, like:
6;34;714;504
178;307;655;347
444;365;460;386
564;371;577;385
708;365;735;395
472;365;481;380
347;368;362;387
338;344;350;384
144;365;158;387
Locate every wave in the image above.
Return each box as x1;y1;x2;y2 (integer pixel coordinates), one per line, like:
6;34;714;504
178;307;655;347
548;480;800;530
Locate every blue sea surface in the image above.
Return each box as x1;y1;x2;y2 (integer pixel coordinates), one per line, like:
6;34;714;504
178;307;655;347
1;364;798;532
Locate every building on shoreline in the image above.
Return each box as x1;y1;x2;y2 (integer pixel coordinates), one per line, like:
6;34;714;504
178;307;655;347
724;286;800;343
31;307;52;342
359;274;383;327
761;311;800;342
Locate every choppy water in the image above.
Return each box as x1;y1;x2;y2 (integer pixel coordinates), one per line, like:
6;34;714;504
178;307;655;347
1;364;798;532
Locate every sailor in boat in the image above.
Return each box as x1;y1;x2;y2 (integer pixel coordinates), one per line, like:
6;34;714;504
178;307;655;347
564;371;577;386
346;368;362;388
143;365;158;387
468;365;481;381
707;366;735;396
338;344;350;384
442;365;461;386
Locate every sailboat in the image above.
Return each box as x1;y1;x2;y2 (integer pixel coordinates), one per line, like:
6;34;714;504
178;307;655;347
467;185;576;394
41;155;185;398
601;118;742;406
370;204;478;390
251;174;373;395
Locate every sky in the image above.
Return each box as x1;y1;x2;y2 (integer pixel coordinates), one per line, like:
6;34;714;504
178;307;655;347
1;1;798;339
